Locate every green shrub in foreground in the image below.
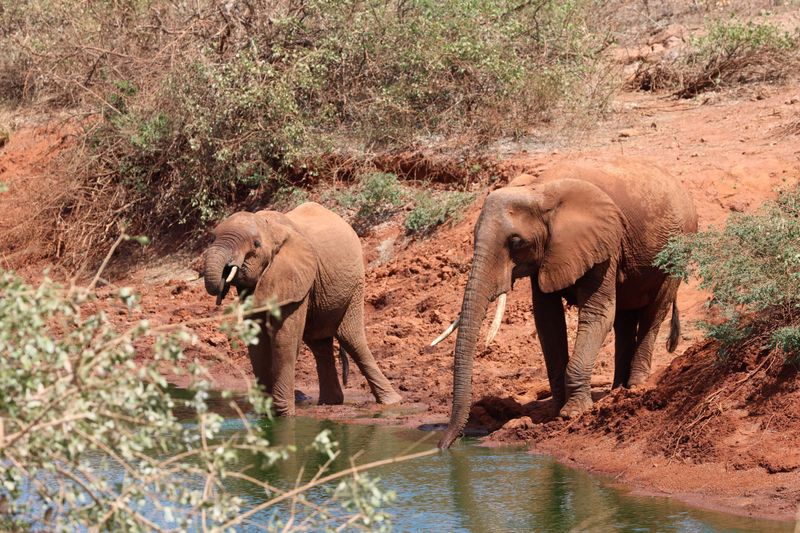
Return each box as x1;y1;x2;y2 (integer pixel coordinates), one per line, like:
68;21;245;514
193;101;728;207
0;261;409;530
655;188;800;360
405;190;476;235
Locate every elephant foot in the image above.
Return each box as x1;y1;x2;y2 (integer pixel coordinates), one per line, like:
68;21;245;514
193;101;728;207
376;390;403;405
318;390;345;406
547;396;566;418
273;406;295;417
558;395;593;420
626;372;649;388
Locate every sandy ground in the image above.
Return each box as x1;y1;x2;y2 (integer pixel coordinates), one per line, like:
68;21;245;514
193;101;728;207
2;38;800;526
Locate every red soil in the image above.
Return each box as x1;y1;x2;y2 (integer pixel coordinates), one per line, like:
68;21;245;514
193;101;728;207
2;55;800;525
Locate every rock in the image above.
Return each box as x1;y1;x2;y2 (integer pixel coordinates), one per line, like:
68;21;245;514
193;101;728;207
618;128;640;138
502;416;534;430
384;334;402;345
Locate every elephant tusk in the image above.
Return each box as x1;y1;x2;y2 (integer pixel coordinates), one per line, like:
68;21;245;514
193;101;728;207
430;316;460;347
225;265;238;283
484;293;507;349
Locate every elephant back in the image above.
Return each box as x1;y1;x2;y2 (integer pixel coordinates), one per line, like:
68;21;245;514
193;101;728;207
285;202;365;305
539;157;697;271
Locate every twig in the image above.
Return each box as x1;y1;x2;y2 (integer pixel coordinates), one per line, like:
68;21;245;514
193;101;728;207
220;447;439;529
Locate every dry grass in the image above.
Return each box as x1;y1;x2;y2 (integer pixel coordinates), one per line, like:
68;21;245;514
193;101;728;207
630;18;798;98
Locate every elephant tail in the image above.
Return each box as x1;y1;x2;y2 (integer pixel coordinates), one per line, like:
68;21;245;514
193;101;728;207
666;297;680;353
339;345;350;387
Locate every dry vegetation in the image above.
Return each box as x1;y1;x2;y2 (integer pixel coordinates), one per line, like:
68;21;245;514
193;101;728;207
1;0;619;266
631;17;799;97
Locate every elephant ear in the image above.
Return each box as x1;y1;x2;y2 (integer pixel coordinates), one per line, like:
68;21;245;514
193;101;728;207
253;213;318;309
537;179;625;293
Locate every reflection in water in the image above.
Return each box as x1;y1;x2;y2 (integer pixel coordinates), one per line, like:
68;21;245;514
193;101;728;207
93;390;800;532
209;415;791;533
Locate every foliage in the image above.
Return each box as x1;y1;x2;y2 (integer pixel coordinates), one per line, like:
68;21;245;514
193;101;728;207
633;17;799;97
332;173;407;234
655;188;800;360
0;237;428;530
271;185;309;212
405;190;476;235
0;0;615;263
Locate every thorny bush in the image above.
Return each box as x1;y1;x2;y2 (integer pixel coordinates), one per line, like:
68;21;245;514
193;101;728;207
656;187;800;362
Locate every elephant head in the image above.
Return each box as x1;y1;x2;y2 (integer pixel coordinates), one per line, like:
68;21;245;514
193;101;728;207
203;210;318;308
437;179;625;448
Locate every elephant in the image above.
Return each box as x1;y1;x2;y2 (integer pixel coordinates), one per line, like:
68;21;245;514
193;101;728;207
436;158;697;448
202;202;402;415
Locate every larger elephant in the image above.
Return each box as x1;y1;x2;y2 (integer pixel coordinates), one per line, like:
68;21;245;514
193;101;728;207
437;158;697;448
203;202;402;415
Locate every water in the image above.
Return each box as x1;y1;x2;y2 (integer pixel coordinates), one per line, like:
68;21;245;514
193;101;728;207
195;394;794;533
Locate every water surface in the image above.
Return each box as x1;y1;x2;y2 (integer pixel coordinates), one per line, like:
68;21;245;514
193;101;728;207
199;396;794;533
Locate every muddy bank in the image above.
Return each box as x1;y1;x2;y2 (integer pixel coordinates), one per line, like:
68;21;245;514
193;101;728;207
487;337;800;523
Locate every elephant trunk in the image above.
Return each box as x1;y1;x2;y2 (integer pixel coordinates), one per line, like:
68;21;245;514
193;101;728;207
439;244;495;449
203;245;232;297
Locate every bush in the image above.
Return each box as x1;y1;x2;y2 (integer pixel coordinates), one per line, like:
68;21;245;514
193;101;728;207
633;18;799;97
405;190;476;235
332;173;407;234
1;0;615;263
271;185;310;212
0;241;433;529
656;188;800;360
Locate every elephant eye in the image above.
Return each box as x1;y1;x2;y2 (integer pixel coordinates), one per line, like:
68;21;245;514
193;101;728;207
509;235;525;250
253;239;262;249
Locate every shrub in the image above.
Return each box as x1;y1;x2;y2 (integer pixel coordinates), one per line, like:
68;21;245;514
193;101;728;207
405;190;476;235
271;185;310;212
332;173;407;234
656;187;800;360
633;18;799;97
0;240;432;529
1;0;615;263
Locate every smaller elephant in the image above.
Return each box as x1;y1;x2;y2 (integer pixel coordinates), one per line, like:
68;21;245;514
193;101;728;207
202;202;402;415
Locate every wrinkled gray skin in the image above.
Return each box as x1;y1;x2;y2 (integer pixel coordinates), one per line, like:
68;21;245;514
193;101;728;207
203;202;402;415
439;158;698;449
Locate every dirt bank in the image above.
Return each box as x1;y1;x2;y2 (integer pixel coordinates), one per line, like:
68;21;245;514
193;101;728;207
2;48;800;526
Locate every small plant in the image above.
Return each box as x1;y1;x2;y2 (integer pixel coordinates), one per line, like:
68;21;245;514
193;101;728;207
271;185;309;212
633;18;799;97
405;190;476;235
335;173;407;234
656;187;800;361
772;326;800;364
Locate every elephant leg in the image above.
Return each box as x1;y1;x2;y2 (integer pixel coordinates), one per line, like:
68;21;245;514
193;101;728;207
532;277;569;409
248;312;274;395
336;299;402;405
306;337;344;405
612;309;638;389
628;279;680;387
561;260;617;418
269;300;309;416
